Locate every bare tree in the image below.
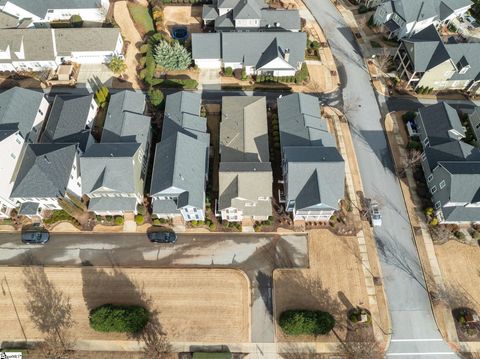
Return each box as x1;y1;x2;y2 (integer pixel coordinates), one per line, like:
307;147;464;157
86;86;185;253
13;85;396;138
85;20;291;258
429;225;452;244
142;322;173;359
398;149;422;177
29;331;76;359
23;267;75;355
373;47;393;77
338;329;384;359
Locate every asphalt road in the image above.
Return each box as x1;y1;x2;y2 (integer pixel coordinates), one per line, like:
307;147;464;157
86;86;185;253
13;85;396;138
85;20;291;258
302;0;459;357
0;232;308;344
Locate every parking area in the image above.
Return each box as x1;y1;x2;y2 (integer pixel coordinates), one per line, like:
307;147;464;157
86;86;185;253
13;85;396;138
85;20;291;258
76;64;114;90
0;267;250;343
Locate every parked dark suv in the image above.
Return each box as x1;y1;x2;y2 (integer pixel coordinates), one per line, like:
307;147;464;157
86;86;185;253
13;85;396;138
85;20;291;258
147;231;177;244
21;230;50;244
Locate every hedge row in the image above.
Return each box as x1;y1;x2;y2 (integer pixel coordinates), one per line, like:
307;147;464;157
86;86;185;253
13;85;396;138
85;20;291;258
89;304;149;333
279;310;335;336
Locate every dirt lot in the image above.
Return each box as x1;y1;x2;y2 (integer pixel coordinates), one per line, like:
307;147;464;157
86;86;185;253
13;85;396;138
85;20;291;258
0;267;250;343
163;6;202;35
274;230;370;342
435;241;480;316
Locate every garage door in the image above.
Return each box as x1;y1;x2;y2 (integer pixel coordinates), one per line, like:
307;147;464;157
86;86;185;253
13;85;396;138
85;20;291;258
195;59;222;69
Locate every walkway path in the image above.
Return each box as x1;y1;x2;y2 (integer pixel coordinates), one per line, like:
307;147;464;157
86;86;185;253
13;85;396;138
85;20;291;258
304;0;459;357
113;1;143;89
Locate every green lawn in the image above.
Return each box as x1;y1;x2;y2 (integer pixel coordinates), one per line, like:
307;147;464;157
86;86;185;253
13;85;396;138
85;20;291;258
127;3;154;35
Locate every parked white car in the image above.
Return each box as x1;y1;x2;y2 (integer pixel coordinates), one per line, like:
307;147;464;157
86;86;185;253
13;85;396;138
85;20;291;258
370;202;382;227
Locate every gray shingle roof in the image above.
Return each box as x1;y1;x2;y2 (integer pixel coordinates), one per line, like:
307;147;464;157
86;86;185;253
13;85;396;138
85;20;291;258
424;141;480;171
278;93;335;147
11;143;77;198
81;143;141;194
260;9;300;30
202;4;218;20
416;102;465;147
193;32;306;69
162;91;208;143
283;146;345;210
55;28;120;56
220;96;269;162
0;87;45;138
4;0;103;18
0;11;18;28
192;33;221;60
387;0;471;23
42;95;93;144
18;202;40;216
402;25;451;72
441;161;480;202
222;31;306;68
233;0;262;19
150;131;208;210
88;197;138;212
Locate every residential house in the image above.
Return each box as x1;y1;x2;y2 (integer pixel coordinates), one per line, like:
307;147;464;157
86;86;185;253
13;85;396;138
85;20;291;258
278;93;345;222
9;143;81;217
0;28;123;72
0;0;110;28
0;87;48;218
81;91;151;215
150;92;210;222
202;0;300;32
394;25;480;94
192;31;306;75
218;96;272;222
416;102;480;223
468;107;480;144
41;95;98;152
373;0;471;39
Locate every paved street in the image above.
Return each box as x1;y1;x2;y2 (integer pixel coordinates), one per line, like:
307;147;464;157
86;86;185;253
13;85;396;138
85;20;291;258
302;0;459;357
0;232;308;344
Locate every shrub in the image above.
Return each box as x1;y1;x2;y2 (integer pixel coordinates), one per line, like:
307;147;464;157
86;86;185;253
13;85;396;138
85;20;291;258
140;43;150;54
309;40;320;50
454;230;465;240
105;215;113;222
425;207;434;217
402;111;416;122
139;56;147;68
241;67;247;80
209;223;216;230
114;216;124;225
358;4;369;13
139;68;147;80
367;14;374;27
153;40;192;71
153;218;161;226
159;218;166;224
191;220;198;226
135;214;144;225
89;304;149;333
406;140;422;151
295;63;309;84
279;310;335;336
472;230;480;240
148;88;164;108
224;67;233;76
70;14;83;27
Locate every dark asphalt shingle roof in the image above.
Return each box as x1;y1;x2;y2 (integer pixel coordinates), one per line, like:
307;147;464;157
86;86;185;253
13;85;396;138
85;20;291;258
416;102;465;146
42;95;94;144
11;143;77;198
0;87;45;138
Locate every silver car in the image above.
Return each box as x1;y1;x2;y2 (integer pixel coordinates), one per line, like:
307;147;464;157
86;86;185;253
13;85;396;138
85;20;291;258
370;202;382;227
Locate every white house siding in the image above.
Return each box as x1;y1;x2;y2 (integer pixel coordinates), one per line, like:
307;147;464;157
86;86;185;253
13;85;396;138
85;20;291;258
2;2;40;22
11;60;58;72
44;8;107;23
221;208;244;222
180;206;205;221
67;51;116;64
66;155;82;197
29;97;49;143
218;7;232;16
223;61;243;70
195;58;222;69
0;63;15;71
294;210;335;222
0;132;24;216
86;99;98;127
235;18;260;27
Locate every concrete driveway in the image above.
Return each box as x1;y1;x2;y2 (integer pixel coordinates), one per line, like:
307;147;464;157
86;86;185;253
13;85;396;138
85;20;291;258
303;0;459;357
199;68;222;90
76;64;114;91
0;232;308;344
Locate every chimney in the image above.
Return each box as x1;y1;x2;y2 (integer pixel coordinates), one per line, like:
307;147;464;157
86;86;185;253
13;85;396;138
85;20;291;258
284;48;290;63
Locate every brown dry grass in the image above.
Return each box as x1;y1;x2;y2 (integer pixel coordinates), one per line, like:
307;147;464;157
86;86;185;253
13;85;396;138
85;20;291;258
0;267;250;343
163;6;202;34
435;241;480;312
274;230;369;342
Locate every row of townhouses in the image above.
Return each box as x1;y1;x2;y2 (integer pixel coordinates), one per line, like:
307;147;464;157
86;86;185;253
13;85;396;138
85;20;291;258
0;88;346;224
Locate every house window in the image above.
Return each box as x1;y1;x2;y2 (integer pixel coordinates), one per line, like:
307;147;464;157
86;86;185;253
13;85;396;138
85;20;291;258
16;138;21;144
423;137;429;146
431;185;437;194
421;152;427;161
39;109;44;116
434;201;441;209
10;153;16;159
70;175;73;179
439;180;446;189
90;104;94;110
427;174;433;182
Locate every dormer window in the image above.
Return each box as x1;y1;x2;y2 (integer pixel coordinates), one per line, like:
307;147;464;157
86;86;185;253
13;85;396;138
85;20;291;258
457;56;470;74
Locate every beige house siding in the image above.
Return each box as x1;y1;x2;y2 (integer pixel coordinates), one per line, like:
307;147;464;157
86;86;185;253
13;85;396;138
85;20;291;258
417;60;455;89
